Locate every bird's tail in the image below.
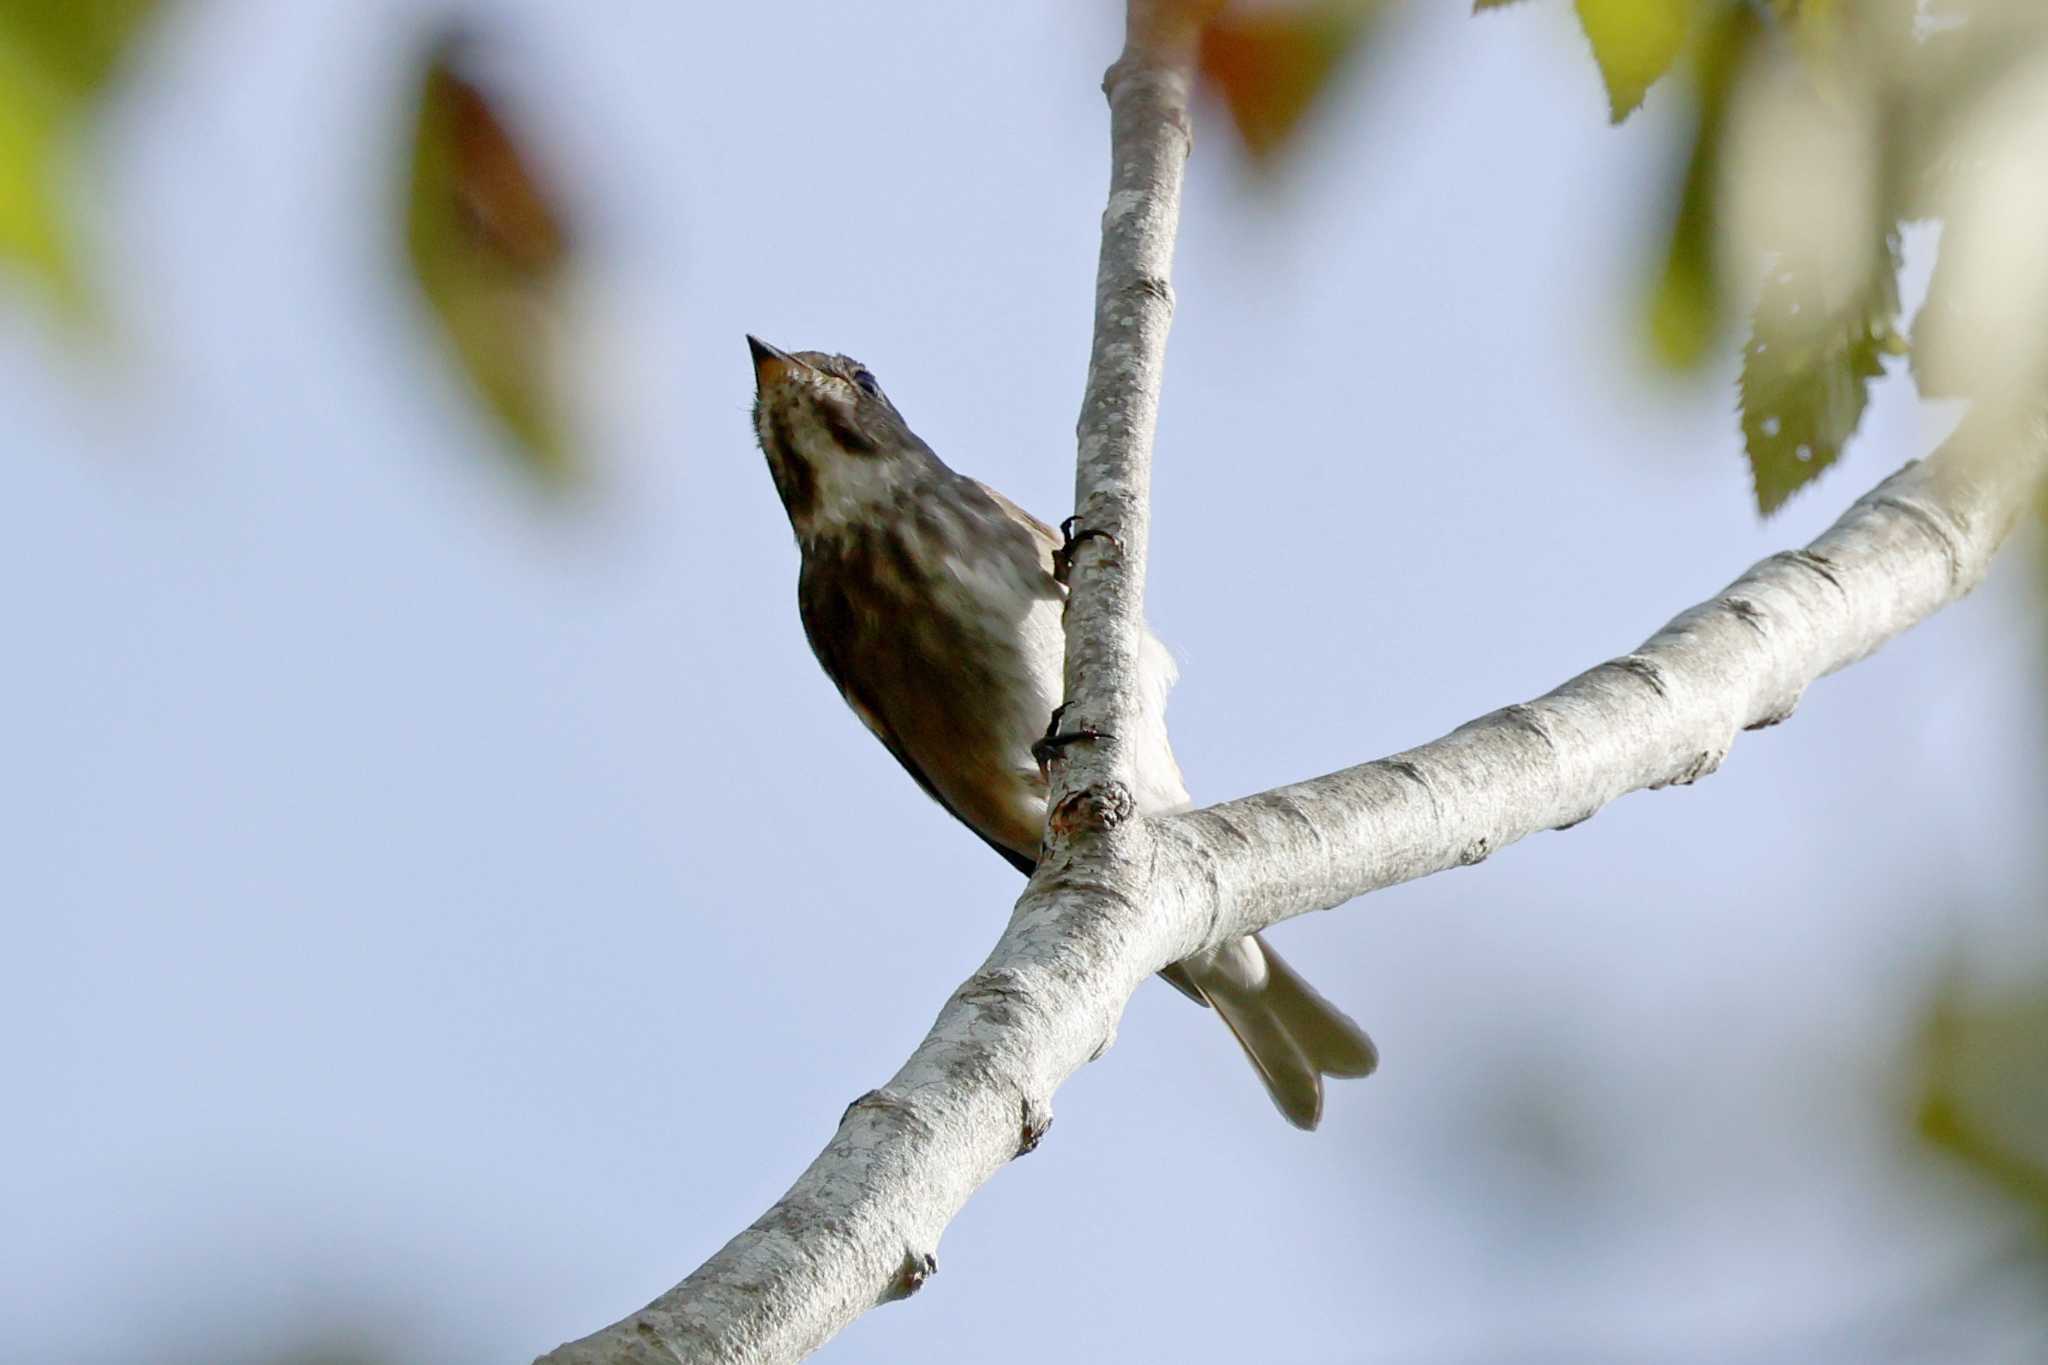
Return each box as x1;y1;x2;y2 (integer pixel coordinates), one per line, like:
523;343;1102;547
1170;934;1377;1130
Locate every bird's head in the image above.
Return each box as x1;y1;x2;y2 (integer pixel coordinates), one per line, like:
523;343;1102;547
749;336;936;540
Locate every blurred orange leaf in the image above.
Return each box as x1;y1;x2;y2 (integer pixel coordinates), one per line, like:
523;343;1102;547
404;31;575;484
1198;3;1377;162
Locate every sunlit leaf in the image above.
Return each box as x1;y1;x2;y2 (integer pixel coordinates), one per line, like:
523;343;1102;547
1575;0;1694;123
1914;968;2048;1224
0;0;163;313
1198;2;1379;162
1896;37;2048;418
1645;4;1760;369
1766;0;1848;63
404;30;575;484
1738;228;1902;516
1909;231;1971;400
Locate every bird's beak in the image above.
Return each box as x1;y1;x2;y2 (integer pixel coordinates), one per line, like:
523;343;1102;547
748;334;800;387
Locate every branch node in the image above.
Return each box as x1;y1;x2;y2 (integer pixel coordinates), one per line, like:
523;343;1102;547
1608;654;1670;699
1100;55;1131;99
961;966;1029;1003
1120;274;1175;310
884;1250;938;1303
1773;547;1848;596
1652;749;1724;789
1871;493;1966;589
1017;1099;1055;1157
1722;596;1768;636
1500;703;1559;753
1744;696;1800;731
1458;836;1491;867
1102;61;1197;157
1384;758;1428;788
1050;781;1137;838
840;1088;911;1130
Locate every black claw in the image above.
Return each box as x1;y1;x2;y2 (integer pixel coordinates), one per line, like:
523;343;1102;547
1053;515;1123;585
1033;705;1066;778
1032;724;1113;781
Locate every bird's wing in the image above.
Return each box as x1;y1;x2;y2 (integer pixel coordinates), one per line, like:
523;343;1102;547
797;549;1044;874
972;481;1065;581
837;684;1040;877
793;479;1064;877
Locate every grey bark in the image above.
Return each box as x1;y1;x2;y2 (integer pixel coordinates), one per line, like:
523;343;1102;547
534;9;1214;1363
534;3;2048;1360
1153;426;2045;939
1049;0;1203;810
535;428;2043;1365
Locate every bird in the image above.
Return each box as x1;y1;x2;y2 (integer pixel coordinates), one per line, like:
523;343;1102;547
748;335;1376;1128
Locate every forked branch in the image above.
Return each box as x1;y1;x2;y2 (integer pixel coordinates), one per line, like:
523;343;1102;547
534;0;2047;1357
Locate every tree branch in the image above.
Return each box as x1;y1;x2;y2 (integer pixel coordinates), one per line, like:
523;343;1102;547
1148;421;2047;940
1048;0;1209;814
535;8;2048;1362
536;431;2043;1365
534;7;1217;1363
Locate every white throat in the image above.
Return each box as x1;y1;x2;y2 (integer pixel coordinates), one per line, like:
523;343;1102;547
807;450;918;534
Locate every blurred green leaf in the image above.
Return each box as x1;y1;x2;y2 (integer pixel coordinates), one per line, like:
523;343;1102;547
1738;228;1902;516
1575;0;1694;123
1472;0;1532;11
1;0;162;94
0;38;80;306
1915;968;2048;1224
1645;3;1760;369
0;0;163;313
1198;2;1380;162
404;31;575;484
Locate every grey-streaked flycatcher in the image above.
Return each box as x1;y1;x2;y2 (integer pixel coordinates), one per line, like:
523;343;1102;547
748;335;1376;1128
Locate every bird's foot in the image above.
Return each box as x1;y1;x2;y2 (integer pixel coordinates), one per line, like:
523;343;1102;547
1033;705;1114;781
1053;515;1123;585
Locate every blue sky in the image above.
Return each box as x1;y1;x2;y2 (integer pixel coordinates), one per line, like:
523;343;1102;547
5;2;2045;1361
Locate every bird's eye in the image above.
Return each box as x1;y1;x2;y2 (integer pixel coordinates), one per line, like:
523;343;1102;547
852;369;881;397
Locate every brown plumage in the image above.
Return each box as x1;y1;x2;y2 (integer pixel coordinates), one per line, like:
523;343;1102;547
749;336;1376;1128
